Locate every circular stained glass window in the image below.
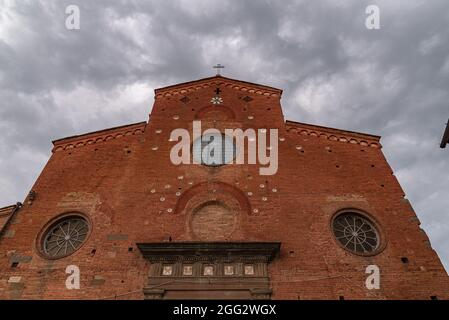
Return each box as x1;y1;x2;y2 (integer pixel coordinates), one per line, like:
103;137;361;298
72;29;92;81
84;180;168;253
332;212;380;254
41;215;90;259
192;133;236;166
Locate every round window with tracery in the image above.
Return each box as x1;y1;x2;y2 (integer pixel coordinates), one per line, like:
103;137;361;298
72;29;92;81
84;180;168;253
332;212;380;255
192;133;236;166
41;215;90;259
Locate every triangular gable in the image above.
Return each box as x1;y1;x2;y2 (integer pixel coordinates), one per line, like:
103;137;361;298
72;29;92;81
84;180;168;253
154;75;282;99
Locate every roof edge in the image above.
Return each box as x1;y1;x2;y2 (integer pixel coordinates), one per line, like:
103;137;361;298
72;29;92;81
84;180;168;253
52;121;147;146
285;120;381;142
154;75;283;96
0;204;16;216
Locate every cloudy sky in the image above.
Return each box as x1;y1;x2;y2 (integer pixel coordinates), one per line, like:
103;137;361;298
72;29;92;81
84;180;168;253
1;0;448;269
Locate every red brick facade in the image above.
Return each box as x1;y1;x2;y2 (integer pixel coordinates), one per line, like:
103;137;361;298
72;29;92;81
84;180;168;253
0;76;448;299
0;205;18;238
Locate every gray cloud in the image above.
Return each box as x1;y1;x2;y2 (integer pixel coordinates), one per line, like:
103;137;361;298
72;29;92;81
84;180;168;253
1;0;448;269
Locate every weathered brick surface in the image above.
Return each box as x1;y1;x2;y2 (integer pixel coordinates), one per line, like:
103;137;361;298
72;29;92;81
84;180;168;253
0;76;448;300
0;205;16;235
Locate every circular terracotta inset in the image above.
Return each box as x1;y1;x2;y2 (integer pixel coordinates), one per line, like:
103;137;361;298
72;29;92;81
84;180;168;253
191;201;237;240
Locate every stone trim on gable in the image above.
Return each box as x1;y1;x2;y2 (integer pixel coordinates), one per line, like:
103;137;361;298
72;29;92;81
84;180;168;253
52;122;147;153
286;120;382;148
154;76;282;100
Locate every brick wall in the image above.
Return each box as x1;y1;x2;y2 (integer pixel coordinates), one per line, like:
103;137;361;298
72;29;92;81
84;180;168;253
0;76;447;300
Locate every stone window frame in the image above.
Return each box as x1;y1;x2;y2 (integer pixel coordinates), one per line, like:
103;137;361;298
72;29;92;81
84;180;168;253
191;133;237;167
330;208;386;257
36;212;92;260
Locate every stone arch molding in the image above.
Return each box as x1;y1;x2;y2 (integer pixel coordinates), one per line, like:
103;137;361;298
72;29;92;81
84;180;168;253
174;182;251;241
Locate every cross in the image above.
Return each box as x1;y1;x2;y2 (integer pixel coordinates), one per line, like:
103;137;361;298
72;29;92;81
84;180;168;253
215;88;221;95
213;64;225;76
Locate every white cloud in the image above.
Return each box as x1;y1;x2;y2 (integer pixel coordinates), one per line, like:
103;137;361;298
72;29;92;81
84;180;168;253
51;81;154;130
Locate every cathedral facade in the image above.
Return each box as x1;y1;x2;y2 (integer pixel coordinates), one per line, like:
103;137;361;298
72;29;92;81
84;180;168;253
0;76;448;299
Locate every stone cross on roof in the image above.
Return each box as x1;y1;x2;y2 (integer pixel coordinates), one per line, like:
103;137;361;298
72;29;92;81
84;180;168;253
213;64;225;76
